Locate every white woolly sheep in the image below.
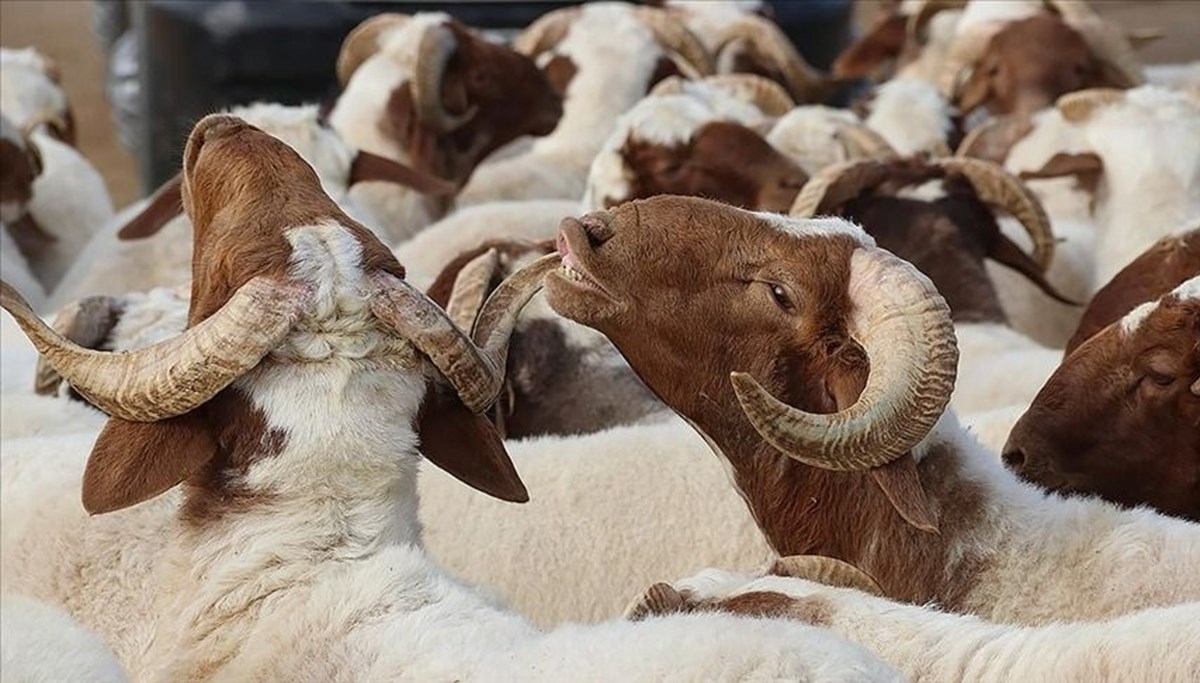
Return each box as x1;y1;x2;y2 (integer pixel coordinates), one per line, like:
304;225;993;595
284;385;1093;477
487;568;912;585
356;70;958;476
0;47;74;144
0;594;127;683
0;114;899;682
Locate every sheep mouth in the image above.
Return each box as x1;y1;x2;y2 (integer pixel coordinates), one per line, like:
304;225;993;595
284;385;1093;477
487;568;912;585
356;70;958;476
547;219;617;303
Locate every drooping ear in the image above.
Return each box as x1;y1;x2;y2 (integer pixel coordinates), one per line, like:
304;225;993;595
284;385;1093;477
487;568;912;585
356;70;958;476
383;86;440;174
1018;152;1103;196
953;64;994;115
349;150;458;196
989;234;1079;305
116;173;184;240
417;383;528;503
82;413;217;514
831;14;908;80
869;454;939;533
541;54;578;98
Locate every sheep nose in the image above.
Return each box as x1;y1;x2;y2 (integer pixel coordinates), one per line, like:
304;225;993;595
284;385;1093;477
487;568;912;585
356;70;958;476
1001;447;1027;472
579;213;614;247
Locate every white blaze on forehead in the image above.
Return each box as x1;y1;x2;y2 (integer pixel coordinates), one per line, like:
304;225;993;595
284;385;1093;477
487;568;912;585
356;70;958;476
1121;274;1200;337
757;212;876;248
1171;275;1200;301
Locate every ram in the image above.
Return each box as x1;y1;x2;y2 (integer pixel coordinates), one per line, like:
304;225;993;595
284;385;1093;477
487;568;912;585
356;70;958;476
1004;276;1199;521
542;196;1200;625
0;114;899;681
831;0;965;86
455;3;713;205
328;12;563;239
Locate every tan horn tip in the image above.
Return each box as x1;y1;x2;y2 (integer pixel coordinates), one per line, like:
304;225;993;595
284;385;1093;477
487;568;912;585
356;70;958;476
771;555;885;597
624;583;686;621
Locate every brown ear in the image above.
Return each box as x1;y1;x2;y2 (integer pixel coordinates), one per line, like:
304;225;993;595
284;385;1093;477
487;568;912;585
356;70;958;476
117;174;184;240
990;234;1079;305
82;413;217;514
1018;151;1103;196
954;66;993;115
349;151;458;196
832;14;908;79
418;384;528;503
869;454;938;533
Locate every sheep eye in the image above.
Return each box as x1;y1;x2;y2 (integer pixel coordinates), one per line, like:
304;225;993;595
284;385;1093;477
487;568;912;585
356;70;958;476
1147;372;1175;387
768;283;794;312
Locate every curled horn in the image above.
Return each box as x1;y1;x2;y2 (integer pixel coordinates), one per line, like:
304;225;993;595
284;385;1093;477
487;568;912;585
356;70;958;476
906;0;968;45
711;16;826;101
954;114;1033;163
651;74;795;117
336;13;410;86
624;583;685;621
632;7;714;77
731;247;958;471
834;122;898;161
788;159;894;218
445;248;500;331
33;295;124;397
513;7;581;58
2;277;312;422
771;556;885;597
1045;0;1145;88
369;253;558;414
413;23;478;133
935;157;1055;271
1056;87;1125;122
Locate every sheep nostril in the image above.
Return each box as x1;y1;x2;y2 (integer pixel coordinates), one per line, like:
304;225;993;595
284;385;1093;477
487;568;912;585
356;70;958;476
579;214;614;246
1002;448;1027;471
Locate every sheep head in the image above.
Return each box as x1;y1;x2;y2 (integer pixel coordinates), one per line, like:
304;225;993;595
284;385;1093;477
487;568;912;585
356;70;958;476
1004;277;1200;521
1;115;552;514
544;196;959;533
0;114;51;254
338;14;563;183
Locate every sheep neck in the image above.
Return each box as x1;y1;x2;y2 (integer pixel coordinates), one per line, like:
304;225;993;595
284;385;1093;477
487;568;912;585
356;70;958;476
686;399;992;610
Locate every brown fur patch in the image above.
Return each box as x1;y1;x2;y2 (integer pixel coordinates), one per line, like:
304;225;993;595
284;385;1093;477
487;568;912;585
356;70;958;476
541;54;578;99
703;591;834;627
832;14;908;80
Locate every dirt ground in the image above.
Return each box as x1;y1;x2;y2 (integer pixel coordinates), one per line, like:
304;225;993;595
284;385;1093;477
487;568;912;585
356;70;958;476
2;0;1197;211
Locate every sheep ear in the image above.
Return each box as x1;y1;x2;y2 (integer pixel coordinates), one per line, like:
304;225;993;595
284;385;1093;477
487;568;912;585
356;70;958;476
869;455;938;534
418;384;528;503
82;414;216;514
349;151;457;196
1018;152;1103;195
953;66;992;115
989;234;1079;305
117;174;183;240
831;14;907;80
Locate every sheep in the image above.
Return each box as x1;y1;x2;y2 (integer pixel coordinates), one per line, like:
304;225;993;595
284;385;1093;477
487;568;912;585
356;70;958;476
1;112;114;294
635;565;1200;683
1066;227;1199;353
0;594;128;683
857;79;957;157
0;47;74;144
542;195;1200;625
0;114;901;681
49;103;455;307
328;12;563;239
788;156;1068;414
1004;276;1200;521
455;3;714;205
765;106;897;177
830;0;965;86
936;1;1147;116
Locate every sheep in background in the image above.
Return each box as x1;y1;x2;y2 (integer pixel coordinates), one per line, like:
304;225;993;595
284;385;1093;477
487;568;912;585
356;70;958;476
857;79;957;157
455;3;713;205
329;12;563;239
1004;276;1200;521
0;47;74;145
766;106;896;177
0;114;900;682
830;0;965;86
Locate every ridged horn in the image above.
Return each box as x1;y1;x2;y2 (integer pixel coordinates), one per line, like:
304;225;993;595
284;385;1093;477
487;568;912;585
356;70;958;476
906;0;968;45
413;23;477;133
771;556;885;597
731;247;958;471
632;7;714;77
337;13;410;86
33;295;124;397
624;583;685;621
789;159;892;218
834;122;897;160
1056;87;1125;122
935;157;1055;270
2;277;311;422
445;248;500;331
513;7;581;58
369;254;558;414
712;16;826;101
651;74;795;117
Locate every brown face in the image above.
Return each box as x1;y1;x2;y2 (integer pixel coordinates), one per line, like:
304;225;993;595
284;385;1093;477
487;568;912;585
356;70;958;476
958;16;1104;116
1004;294;1200;519
437;21;563;181
616;122;808;213
544;197;869;427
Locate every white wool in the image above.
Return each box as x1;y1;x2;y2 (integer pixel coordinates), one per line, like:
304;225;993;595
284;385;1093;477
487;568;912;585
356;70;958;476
1120;300;1159;335
955;0;1044;33
951;322;1060;414
664;1;763;52
760;213;876;247
0;228;47;314
767;105;862;175
864;80;955;156
583;90;766;210
961;404;1026;454
0;47;69;132
0;594;128;683
1172;274;1200;300
230;103;355;200
0;392;106;439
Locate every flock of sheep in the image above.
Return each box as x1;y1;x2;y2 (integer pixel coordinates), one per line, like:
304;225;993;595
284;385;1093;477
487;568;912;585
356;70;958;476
0;0;1197;680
